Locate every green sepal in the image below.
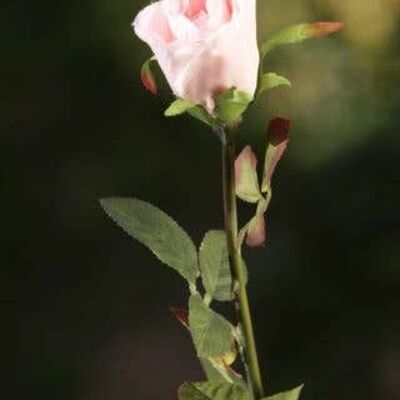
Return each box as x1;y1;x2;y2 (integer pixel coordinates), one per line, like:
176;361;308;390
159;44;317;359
261;24;312;58
164;98;197;117
215;88;253;125
199;230;233;302
234;145;262;203
257;73;292;98
263;384;304;400
262;118;291;193
140;56;158;95
187;105;217;128
99;198;199;284
189;294;234;359
164;99;218;128
178;381;250;400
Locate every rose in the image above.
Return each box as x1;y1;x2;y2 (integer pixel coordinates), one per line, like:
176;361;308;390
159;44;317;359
133;0;259;112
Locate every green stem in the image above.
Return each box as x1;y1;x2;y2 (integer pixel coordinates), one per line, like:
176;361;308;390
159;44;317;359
220;127;264;400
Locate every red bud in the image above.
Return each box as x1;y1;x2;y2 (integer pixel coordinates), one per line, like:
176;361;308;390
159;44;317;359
267;117;291;146
141;59;158;95
307;22;345;38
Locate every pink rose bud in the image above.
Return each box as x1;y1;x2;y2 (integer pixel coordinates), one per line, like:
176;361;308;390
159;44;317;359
133;0;259;112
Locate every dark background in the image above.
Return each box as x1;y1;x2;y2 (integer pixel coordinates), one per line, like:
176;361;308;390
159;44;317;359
4;0;399;399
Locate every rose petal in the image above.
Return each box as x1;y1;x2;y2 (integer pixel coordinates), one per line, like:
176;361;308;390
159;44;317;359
133;0;259;112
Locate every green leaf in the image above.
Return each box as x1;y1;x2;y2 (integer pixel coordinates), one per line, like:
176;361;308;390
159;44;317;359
189;294;233;358
261;22;344;59
164;100;217;127
215;88;253;124
258;73;292;98
200;358;245;385
169;307;243;384
200;359;226;382
199;230;233;302
234;145;261;203
178;381;250;400
165;98;196;117
187;105;217;127
100;198;198;284
264;384;304;400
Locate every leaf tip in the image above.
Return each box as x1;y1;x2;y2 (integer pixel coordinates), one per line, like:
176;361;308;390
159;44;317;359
169;306;189;328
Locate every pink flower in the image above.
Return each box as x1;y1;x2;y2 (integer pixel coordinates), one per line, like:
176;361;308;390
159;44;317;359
133;0;259;112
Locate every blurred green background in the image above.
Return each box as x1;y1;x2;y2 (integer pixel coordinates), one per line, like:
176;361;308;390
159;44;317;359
4;0;399;399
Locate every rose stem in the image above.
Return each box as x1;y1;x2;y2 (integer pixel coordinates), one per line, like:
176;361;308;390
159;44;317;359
220;127;264;400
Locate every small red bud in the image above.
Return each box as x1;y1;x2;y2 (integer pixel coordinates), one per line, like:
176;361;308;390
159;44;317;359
267;117;291;146
308;22;345;38
141;61;158;95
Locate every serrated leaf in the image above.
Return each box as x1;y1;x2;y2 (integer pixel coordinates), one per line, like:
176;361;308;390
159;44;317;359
140;56;157;95
262;118;291;193
100;198;198;284
170;307;242;382
165;98;196;117
199;230;232;302
235;145;261;203
189;294;233;358
261;22;344;59
264;384;304;400
215;88;253;124
178;381;250;400
170;307;245;385
258;73;292;98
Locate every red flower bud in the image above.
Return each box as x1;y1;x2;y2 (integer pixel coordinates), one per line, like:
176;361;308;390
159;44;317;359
307;22;345;39
267;117;291;146
141;59;158;95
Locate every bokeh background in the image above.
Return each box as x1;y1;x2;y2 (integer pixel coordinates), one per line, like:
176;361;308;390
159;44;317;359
4;0;399;399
